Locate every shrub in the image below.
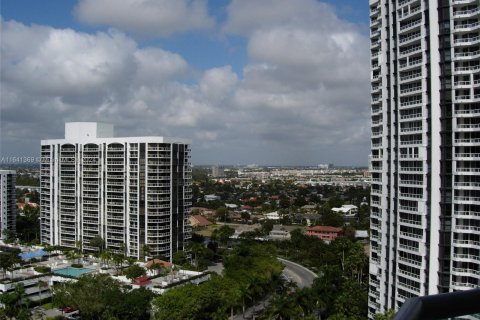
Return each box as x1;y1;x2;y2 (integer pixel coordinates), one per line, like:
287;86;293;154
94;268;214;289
34;266;51;273
71;263;83;268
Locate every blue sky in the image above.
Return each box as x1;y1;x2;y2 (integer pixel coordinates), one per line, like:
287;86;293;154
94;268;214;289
1;0;371;166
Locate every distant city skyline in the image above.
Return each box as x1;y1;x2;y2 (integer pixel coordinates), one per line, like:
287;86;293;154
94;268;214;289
1;0;370;166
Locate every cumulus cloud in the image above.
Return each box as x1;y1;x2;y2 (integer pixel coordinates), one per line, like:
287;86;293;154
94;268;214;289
0;19;229;159
225;0;371;159
1;0;370;165
74;0;214;37
223;0;341;36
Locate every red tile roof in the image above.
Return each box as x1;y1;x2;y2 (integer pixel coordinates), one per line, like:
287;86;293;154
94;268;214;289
306;226;342;233
191;215;212;227
132;276;151;286
145;259;173;269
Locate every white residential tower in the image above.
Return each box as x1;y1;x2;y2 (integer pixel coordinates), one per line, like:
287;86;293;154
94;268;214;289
0;170;16;241
369;0;480;317
40;122;192;260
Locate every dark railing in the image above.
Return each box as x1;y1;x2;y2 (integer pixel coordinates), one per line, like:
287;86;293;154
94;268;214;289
395;289;480;320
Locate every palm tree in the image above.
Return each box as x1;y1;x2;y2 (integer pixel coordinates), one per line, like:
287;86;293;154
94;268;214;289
119;242;127;256
75;240;83;254
99;249;112;268
65;250;80;264
0;254;13;280
264;294;303;320
36;280;48;301
43;245;54;259
142;244;151;261
112;254;124;275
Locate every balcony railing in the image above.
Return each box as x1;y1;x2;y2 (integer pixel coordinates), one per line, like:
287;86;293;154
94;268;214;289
394;289;480;320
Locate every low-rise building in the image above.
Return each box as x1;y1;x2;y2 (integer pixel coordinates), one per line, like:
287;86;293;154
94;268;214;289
204;194;221;202
304;226;342;242
331;204;358;216
264;211;280;220
189;215;213;228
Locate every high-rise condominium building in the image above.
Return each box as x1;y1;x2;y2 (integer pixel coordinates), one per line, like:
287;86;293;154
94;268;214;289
0;170;16;240
40;122;192;260
211;165;225;178
369;0;480;317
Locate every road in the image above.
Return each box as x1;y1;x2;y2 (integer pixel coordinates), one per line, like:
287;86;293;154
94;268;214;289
278;257;318;289
233;258;317;319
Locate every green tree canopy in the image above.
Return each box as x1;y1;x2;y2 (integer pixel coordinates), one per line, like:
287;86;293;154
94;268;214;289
52;273;154;320
211;225;235;246
123;264;146;280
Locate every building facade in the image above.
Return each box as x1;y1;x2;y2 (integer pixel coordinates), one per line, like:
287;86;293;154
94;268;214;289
40;122;192;260
0;170;16;240
211;165;225;178
369;0;480;317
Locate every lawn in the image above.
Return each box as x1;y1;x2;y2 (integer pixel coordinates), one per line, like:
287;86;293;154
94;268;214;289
193;224;221;237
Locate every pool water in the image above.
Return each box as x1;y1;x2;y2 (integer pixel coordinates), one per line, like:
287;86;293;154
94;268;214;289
19;250;48;261
53;267;94;278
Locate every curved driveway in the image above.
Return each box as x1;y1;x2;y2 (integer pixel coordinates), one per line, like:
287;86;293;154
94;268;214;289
233;258;318;319
278;258;317;289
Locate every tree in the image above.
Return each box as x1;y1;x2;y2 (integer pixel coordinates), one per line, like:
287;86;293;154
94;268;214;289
186;241;213;270
52;274;154;320
0;253;14;279
264;294;304;320
241;211;250;222
260;219;275;235
0;250;22;280
90;235;104;253
320;209;343;227
123;264;146;280
141;244;151;261
112;253;124;275
172;250;188;266
374;309;395;320
99;249;112;268
66;250;81;264
3;229;16;244
216;206;229;222
0;283;29;319
211;225;235;246
37;280;49;300
75;240;83;254
16;206;40;243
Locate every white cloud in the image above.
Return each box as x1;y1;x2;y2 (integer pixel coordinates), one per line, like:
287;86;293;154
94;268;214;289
2;21;136;100
223;0;341;36
134;48;189;84
225;0;371;158
74;0;214;37
1;0;371;165
199;66;238;101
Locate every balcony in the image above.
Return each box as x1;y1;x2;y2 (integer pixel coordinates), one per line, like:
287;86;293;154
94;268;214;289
453;253;480;261
455;108;480;116
454;21;480;32
453;238;480;248
453;7;480;18
454;65;480;74
454;195;480;204
399;19;422;32
454;210;480;219
454;35;480;46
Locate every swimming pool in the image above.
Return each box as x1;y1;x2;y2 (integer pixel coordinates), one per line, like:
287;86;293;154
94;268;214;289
53;267;94;278
19;250;48;261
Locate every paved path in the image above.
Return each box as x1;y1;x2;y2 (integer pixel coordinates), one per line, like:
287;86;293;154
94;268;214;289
233;258;317;319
